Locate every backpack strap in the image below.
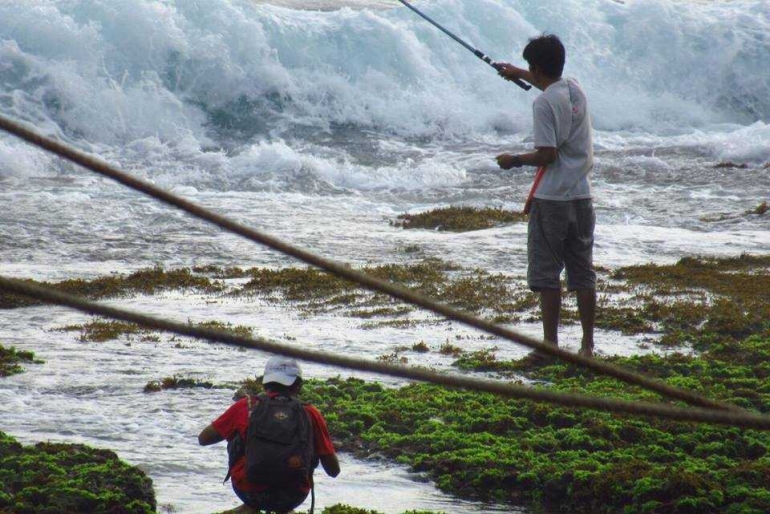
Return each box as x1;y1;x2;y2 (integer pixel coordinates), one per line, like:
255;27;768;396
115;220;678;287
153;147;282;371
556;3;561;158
310;474;315;514
223;395;262;484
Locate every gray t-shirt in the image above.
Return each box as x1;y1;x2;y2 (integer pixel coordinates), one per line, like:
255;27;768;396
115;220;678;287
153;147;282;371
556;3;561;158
532;78;593;200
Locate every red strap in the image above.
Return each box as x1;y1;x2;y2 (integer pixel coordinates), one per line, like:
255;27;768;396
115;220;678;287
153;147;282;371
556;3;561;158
523;166;546;214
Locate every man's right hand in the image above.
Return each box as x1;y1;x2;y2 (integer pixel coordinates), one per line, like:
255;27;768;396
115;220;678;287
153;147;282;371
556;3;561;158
495;62;526;82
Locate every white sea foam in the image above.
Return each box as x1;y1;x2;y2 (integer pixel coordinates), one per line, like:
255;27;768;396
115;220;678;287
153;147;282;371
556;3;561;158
0;139;55;178
595;122;770;164
227;139;470;190
1;0;768;186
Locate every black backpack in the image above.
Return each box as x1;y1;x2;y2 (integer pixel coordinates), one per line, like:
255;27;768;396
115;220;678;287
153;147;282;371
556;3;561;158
244;394;316;487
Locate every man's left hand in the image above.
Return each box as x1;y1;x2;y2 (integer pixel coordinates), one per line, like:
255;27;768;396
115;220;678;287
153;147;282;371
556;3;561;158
496;153;523;170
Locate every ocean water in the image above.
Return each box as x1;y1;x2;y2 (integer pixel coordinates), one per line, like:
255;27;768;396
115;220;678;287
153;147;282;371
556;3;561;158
1;0;769;512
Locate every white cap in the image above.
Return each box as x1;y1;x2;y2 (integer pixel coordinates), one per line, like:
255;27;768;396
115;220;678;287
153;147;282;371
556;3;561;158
263;356;302;386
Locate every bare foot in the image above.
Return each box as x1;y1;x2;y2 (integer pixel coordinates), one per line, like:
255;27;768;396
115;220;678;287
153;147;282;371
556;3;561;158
518;351;555;366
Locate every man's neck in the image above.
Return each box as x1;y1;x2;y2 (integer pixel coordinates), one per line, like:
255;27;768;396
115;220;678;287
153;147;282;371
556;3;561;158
539;75;562;91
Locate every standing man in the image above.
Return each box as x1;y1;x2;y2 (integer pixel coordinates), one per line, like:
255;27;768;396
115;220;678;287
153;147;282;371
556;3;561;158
496;34;596;358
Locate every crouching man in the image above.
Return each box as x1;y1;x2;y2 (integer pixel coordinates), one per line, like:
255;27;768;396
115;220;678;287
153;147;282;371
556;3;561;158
199;356;340;513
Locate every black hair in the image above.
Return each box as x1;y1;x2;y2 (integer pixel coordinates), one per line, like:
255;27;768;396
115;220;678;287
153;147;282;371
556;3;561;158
522;34;565;78
263;377;303;395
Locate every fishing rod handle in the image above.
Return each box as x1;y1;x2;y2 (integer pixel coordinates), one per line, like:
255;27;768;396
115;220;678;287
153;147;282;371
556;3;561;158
485;57;532;91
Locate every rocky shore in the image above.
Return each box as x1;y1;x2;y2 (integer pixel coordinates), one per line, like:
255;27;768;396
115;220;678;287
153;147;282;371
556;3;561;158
2;252;769;513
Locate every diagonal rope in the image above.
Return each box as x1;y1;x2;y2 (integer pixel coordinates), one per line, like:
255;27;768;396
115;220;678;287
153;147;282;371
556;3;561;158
2;275;770;429
0;114;739;412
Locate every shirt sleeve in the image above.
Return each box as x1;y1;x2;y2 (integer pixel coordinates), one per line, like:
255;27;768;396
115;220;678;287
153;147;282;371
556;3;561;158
305;405;336;456
533;97;557;148
211;398;248;440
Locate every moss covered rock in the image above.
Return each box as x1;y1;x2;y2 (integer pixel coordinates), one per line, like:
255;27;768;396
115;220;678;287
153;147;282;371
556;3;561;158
297;331;770;514
234;258;533;322
392;206;527;232
0;266;221;309
600;254;770;344
0;344;42;377
0;431;156;513
143;374;216;393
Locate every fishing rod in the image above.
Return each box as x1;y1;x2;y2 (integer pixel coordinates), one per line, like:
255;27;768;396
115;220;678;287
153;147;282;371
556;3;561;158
396;0;531;91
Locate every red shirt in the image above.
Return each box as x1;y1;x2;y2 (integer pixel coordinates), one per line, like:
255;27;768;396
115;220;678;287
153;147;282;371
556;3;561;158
212;395;336;492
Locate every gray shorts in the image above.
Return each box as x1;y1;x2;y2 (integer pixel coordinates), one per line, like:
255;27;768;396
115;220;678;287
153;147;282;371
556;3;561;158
527;198;596;291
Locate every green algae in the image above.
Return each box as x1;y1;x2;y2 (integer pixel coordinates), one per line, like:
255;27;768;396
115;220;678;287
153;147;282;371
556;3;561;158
296;336;770;514
438;341;463;357
151;292;770;514
701;200;768;222
0;266;223;309
56;318;253;344
451;348;520;374
516;253;770;348
237;259;459;304
4;255;768;347
194;320;254;339
0;344;43;377
0;431;155;513
154;361;770;513
614;254;770;287
191;265;251;279
3;258;539;326
598;254;770;347
57;320;149;343
241;266;353;302
143;374;216;393
348;306;413;319
235;258;534;323
376;351;409;365
359;319;421;330
280;256;770;514
714;162;749;169
391;206;527;232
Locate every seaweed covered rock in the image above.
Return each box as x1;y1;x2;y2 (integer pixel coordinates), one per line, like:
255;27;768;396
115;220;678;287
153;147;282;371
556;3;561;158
392;206;526;232
0;431;156;513
0;344;42;377
300;331;770;514
0;265;221;309
601;254;770;344
235;258;530;321
144;374;216;393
